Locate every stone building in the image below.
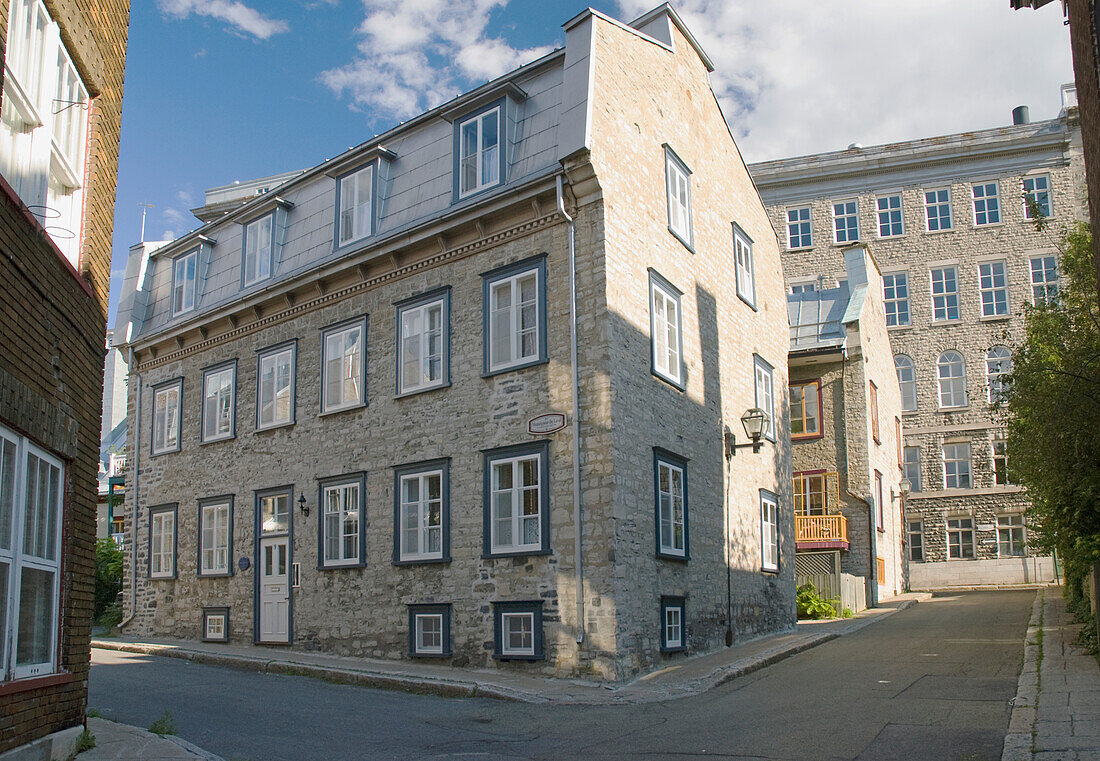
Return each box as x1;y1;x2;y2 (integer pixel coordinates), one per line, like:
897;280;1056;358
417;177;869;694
749;92;1084;589
787;247;906;612
113;4;794;681
0;0;130;757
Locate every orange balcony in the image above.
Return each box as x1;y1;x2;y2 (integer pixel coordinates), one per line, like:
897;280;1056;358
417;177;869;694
795;514;849;550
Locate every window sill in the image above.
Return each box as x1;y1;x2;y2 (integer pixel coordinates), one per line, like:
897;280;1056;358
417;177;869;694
887;324;913;331
482;356;549;379
456;181;505;205
393;556;451;566
736;292;758;312
877;527;885;534
877;233;904;240
409;650;452;659
973;221;1004;229
652;370;686;393
668;226;695;253
979;314;1011;323
150;447;181;458
197;571;234;579
787;245;814;253
318;561;366;571
149;574;177;581
657;551;689;563
660;645;687;654
922;228;955;235
792;433;824;442
832;240;861;247
929;319;962;327
255;421;296;434
319;402;367;418
200;435;235;446
494;652;545;662
760;566;779;575
395;382;451;401
0;670;76;696
937;405;969;412
482;549;552;560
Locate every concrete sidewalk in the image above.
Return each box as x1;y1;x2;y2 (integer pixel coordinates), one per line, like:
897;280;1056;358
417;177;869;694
92;592;930;705
76;718;225;761
1003;588;1100;761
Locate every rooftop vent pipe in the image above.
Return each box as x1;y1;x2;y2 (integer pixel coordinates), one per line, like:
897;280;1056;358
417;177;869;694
1012;105;1030;125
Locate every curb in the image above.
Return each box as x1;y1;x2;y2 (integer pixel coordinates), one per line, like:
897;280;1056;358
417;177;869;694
1002;588;1044;761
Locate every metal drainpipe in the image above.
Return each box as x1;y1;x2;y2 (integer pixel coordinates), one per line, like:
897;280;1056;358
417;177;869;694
556;173;585;645
118;349;140;628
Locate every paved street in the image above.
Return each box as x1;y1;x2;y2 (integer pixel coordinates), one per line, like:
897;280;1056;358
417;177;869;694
89;590;1032;761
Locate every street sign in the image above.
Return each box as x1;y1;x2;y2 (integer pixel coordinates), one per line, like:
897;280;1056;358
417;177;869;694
528;412;567;435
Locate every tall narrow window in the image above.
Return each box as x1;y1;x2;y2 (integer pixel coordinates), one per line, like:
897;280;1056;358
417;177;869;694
483;258;546;375
787;206;812;248
907;520;924;561
883;272;910;327
986;346;1012;405
760;491;779;572
337;164;374;245
943;443;971;489
978;261;1009;317
257;343;295;430
734;224;756;306
972;182;1000;225
789;380;821;439
930;267;960;321
924;189;952;231
1023;175;1051;219
152;379;182;455
457;106;501;198
201;363;235;443
997;515;1025;556
198;498;232;576
832;200;858;243
321;319;365;413
149;505;177;579
172;250;197;316
484;443;549;557
649;271;683;387
869;381;880;444
1030;256;1059;304
793;472;830;515
877;194;903;237
754;356;775;441
395;461;449;563
243;213;274;285
660;596;687;652
947;517;975;559
894;355;917;412
655;451;688;559
992;435;1010;485
903;447;922;492
937;351;967;408
665;147;692;247
319;475;363;568
397;290;449;395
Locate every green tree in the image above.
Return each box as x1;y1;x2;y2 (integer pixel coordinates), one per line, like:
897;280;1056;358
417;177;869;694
94;538;123;622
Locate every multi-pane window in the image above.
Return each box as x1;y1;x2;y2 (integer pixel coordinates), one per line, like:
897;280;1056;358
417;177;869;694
877;194;903;237
665;148;692;246
992;436;1010;485
202;608;229;642
869;381;880;443
760;491;779;572
337;164;373;245
484;259;545;374
986;346;1012;404
787;206;812;248
907;520;924;562
172;250;197;316
947;517;975;559
734;224;756;305
997;515;1026;556
485;444;548;556
494;601;543;660
320;477;362;568
894;355;917;412
1023;175;1051;219
149;505;176;579
924;189;952;231
883;272;910;327
660;596;686;652
790;282;816;294
259;491;289;534
458;106;500;198
409;605;450;657
930;267;960;321
832;200;859;243
937;351;967;408
397;291;448;395
198;499;231;576
903;447;922;493
243;213;274;285
152;379;182;455
397;465;446;563
649;272;683;386
754;356;775;442
972;182;1001;225
655;453;687;559
794;471;830;515
789;380;821;438
943;443;972;489
1030;256;1060;304
416;615;443;654
0;427;64;680
978;261;1009;317
258;344;295;429
201;363;235;443
321;320;364;413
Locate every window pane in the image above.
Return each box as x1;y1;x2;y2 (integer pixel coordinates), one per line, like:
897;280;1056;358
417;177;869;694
16;566;54;666
1;437;16;551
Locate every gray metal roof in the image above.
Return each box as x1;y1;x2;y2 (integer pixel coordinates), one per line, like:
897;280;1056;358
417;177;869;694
788;287;849;352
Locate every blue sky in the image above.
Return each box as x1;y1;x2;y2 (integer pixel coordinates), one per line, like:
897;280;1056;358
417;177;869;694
108;0;1073;324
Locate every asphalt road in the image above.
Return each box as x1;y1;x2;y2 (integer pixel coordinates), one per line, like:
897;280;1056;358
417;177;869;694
89;590;1033;761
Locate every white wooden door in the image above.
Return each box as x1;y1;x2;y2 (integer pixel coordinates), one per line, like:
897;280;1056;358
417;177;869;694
258;536;289;643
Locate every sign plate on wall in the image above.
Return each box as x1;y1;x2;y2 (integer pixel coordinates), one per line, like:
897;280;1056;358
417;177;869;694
528;413;567;435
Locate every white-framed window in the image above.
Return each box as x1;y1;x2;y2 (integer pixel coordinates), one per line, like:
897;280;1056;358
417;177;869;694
943;443;971;489
0;427;64;681
485;444;547;556
978;261;1009;317
930;266;960;321
649;271;682;386
760;491;779;572
320;477;362;568
992;435;1010;485
947;516;975;559
903;447;921;493
397;467;445;562
1023;175;1051;219
832;200;858;243
924;189;952;231
1030;256;1059;304
243;213;274;285
894;355;917;412
883;272;910;327
202;608;229;642
414;613;444;655
998;515;1026;556
655;453;687;559
907;520;924;562
151;379;182;455
257;343;295;429
149;505;176;579
484;259;545;374
171;249;197;316
665;147;692;247
457;105;501;198
321;320;365;413
877;194;903;237
397;291;448;395
198;499;231;576
201;363;235;443
734;223;756;306
660;596;686;652
787;206;812;249
501;612;534;656
972;182;1001;225
337;164;373;246
790;281;816;294
259;490;290;535
986;346;1012;405
754;356;775;441
937;351;967;408
493;601;543;660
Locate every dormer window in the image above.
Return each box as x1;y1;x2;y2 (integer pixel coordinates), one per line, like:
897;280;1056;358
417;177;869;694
243;213;274;286
458;105;501;198
171;249;197;316
337;164;374;246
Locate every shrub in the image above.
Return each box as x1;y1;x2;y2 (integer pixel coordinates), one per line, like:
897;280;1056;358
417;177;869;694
94;538;123;622
796;583;838;620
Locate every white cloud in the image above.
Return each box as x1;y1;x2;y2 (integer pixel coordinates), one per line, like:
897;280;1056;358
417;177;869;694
321;0;554;120
158;0;289;40
617;0;1073;162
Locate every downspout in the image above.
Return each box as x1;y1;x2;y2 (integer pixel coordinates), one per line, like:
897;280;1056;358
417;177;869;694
118;349;140;628
839;346;878;605
556;173;585;645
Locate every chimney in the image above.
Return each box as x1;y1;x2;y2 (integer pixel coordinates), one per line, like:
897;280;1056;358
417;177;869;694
1012;105;1030;125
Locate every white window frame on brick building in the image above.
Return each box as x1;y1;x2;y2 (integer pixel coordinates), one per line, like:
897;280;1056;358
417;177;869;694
408;604;450;658
0;425;64;681
894;354;917;412
754;355;776;442
648;270;683;388
760;490;779;572
903;446;921;492
257;342;296;430
457;105;502;199
942;443;972;489
660;596;686;652
907;520;924;562
947;516;975;559
483;443;549;557
930;266;960;321
337;164;374;245
733;223;756;307
832;200;859;243
1023;174;1052;219
978;261;1009;318
319;474;365;569
876;194;903;237
787;206;812;249
664;146;693;249
171;249;198;317
320;318;365;414
201;361;236;444
198;497;232;577
151;378;182;455
493;601;544;661
937;351;967;409
997;515;1026;557
986;346;1012;405
395;461;448;564
396;289;449;396
883;272;910;327
242;212;275;286
655;450;688;560
924;188;952;231
1030;255;1060;304
149;504;177;579
971;181;1001;226
483;257;547;376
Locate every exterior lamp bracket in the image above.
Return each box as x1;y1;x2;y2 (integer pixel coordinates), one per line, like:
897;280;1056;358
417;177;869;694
298;494;309;517
724;408;771;459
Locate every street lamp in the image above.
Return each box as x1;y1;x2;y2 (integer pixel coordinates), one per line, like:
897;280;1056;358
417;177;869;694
298;494;309;517
724;407;771;459
891;478;912;502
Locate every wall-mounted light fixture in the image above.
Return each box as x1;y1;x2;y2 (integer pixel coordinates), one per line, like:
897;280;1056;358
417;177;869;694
891;479;912;502
297;493;309;517
724;408;771;459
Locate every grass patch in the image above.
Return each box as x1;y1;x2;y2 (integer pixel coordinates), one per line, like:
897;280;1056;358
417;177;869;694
74;729;96;754
149;710;178;736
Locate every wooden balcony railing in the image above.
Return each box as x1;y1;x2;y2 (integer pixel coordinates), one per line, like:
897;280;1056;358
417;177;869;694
795;514;848;545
